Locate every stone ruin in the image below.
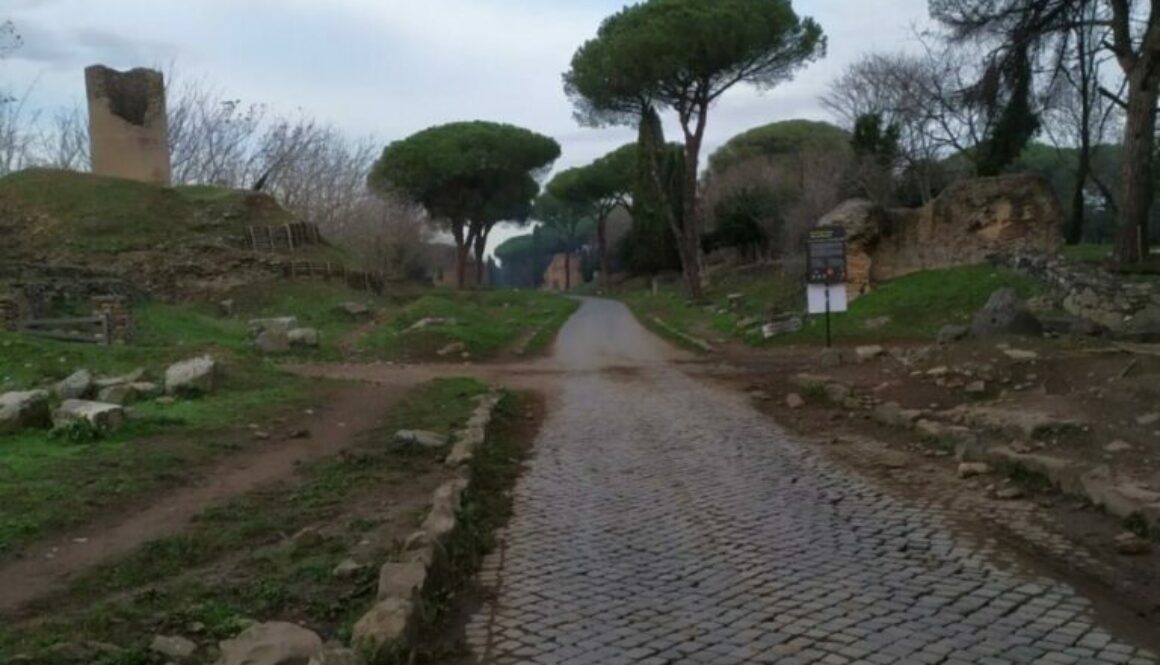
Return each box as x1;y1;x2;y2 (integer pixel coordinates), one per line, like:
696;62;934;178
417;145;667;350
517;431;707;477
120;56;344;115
85;65;171;184
818;173;1064;298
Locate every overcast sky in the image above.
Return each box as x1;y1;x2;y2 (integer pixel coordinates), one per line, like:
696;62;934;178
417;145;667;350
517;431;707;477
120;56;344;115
3;0;934;253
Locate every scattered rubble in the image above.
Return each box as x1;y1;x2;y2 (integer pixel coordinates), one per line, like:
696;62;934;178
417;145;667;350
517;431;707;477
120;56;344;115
150;634;197;662
214;621;323;665
165;356;216;396
53;399;127;432
0;389;51;433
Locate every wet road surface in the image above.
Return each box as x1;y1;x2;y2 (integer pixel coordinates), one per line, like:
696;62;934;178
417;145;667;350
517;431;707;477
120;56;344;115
465;298;1158;665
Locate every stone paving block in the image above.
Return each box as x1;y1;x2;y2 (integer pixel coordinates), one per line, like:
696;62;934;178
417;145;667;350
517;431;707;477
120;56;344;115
460;354;1156;664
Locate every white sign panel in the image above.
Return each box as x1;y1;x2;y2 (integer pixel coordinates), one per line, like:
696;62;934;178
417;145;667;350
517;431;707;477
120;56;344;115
807;283;848;315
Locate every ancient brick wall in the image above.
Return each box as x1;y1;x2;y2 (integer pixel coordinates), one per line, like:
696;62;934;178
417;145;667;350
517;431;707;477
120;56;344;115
819;174;1065;299
85;65;171;184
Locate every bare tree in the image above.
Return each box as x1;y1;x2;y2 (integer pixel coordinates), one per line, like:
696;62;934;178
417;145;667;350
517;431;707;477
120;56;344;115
1038;3;1120;243
326;190;433;280
0;84;40;176
37;107;89;171
821;47;989;202
932;0;1160;263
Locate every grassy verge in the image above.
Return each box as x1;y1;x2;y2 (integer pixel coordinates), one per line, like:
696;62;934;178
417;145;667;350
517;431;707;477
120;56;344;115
0;378;489;663
392;390;540;664
0;280;411;554
522;298;581;356
0;371;319;556
619;264;1043;348
357;290;577;361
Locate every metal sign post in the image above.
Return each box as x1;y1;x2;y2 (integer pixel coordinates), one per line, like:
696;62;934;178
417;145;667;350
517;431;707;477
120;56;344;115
806;227;848;348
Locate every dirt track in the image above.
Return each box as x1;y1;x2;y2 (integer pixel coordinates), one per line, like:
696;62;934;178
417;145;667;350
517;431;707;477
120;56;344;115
0;382;406;614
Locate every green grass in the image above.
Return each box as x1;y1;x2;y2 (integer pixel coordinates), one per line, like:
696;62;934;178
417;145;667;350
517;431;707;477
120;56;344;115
0;369;318;556
0;280;402;553
0;168;347;268
0;378;489;661
619;263;1044;347
358;290;578;361
375;390;537;664
1063;243;1112;264
0;169;293;255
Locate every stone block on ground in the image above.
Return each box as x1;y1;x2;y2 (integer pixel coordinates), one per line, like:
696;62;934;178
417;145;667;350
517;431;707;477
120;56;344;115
332;559;366;579
958;462;992;478
247;317;299;337
406;317;446;333
437;342;466;357
936;324;969;345
422;478;468;540
54;369;93;400
855;345;885;362
165;356;216;396
377;561;427;601
54;400;127;432
971;288;1043;338
394;429;449;448
288;328;320;348
785;393;805;409
150;635;197;662
255;329;291;354
93;367;146;389
338;302;371;317
214;622;322;665
98;383;143;405
0;390;51;433
352;598;412;658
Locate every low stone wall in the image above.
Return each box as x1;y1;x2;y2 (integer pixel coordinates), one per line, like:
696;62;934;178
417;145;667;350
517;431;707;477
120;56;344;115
994;250;1160;336
351;390;504;660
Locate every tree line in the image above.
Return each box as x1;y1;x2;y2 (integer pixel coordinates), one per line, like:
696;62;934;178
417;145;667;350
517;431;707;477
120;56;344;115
7;0;1160;296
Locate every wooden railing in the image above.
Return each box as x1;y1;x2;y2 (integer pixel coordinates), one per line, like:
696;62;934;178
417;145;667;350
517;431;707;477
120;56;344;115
281;261;386;294
247;223;324;253
21;314;111;345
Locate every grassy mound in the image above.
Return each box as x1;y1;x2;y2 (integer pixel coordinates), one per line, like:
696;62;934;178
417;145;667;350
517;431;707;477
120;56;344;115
0;169;296;256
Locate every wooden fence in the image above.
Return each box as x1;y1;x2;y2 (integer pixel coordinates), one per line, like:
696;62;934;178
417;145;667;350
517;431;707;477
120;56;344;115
21;314;111;345
281;261;386;294
247;223;323;253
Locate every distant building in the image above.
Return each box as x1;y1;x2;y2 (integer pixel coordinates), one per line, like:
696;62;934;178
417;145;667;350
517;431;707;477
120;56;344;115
543;253;583;291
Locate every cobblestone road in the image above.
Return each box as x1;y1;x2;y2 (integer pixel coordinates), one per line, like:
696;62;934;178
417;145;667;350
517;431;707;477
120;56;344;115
466;299;1157;665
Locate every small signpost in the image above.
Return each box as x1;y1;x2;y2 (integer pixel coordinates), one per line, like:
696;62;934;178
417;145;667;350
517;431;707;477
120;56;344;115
806;226;848;348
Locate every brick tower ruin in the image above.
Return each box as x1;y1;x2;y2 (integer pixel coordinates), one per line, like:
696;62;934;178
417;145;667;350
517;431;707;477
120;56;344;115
84;65;171;184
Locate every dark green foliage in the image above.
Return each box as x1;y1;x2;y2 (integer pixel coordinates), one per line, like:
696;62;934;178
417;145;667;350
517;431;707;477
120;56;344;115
851;113;900;164
368;122;560;223
708;119;850;175
703;187;775;260
368;122;560;286
620;107;685;276
565;0;826;128
975;48;1041;177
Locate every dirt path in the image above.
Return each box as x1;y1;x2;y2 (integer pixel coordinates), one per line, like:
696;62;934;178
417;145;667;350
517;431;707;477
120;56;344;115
0;381;409;615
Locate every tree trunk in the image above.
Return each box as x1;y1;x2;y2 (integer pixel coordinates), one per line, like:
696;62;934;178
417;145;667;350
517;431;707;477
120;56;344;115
1068;150;1089;245
1114;73;1157;265
451;222;467;290
473;226;490;288
564;252;572;291
679;111;707;301
597;214;609;291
